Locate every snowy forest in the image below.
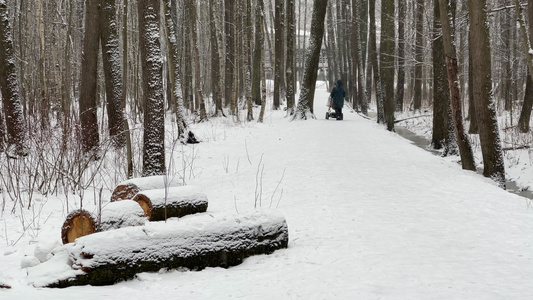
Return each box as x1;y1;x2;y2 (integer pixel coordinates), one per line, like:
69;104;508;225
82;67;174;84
1;0;533;297
1;0;533;188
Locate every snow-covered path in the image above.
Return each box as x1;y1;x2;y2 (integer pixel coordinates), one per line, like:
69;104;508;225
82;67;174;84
3;86;533;299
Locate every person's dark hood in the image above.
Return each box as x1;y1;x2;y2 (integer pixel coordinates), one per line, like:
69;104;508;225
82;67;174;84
336;80;343;87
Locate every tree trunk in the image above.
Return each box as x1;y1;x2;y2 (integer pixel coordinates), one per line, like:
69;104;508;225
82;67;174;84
396;0;406;112
432;0;449;151
367;0;383;124
79;0;100;153
273;0;285;110
46;210;289;288
518;71;533;132
99;0;126;148
225;0;235;111
61;210;97;244
209;0;224;117
381;0;395;131
110;175;183;202
0;1;26;156
138;0;166;176
292;0;329;120
122;0;133;178
258;0;267;123
163;0;199;143
285;0;296;115
252;0;264;107
468;0;505;186
467;29;478;134
518;0;533;132
438;0;476;171
413;0;424;112
243;0;254;121
186;0;207;120
131;186;208;221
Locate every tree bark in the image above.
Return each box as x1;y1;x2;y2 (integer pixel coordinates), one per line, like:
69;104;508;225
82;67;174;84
131;186;208;221
469;0;505;186
518;0;533;132
163;0;199;143
381;0;395;131
225;0;235;111
413;0;424;112
186;0;207;121
273;0;285;110
438;0;476;171
99;0;126;148
209;0;224;117
285;0;296;115
47;210;289;288
138;0;166;176
518;70;533;132
0;0;26;156
79;0;100;153
367;0;383;124
396;0;406;112
292;0;329;120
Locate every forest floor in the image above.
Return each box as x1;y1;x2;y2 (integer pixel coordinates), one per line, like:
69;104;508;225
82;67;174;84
1;82;533;299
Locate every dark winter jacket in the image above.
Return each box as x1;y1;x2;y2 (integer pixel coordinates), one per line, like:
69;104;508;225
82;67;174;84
330;80;346;109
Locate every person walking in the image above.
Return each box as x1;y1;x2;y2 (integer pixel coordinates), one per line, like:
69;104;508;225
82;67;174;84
330;80;345;120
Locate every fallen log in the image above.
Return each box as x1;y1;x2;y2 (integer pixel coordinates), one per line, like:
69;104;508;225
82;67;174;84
132;186;208;221
34;210;288;287
110;175;183;202
62;202;148;244
61;210;97;244
98;200;147;232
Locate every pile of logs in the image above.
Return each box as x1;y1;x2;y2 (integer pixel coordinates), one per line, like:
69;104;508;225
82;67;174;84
51;175;288;287
61;175;207;243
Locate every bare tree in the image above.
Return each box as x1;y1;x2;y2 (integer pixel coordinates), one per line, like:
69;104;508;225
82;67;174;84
274;0;285;110
286;0;296;115
469;0;505;185
79;0;100;153
381;0;395;131
517;0;533;132
138;0;165;176
100;0;126;148
396;0;406;112
0;0;26;156
438;0;475;170
413;0;424;112
186;0;207;121
293;0;329;120
163;0;199;143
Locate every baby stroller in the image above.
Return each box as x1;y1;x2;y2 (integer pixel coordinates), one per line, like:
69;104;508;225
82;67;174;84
325;98;342;120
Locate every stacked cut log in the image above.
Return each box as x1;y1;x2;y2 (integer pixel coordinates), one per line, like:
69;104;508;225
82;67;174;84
132;186;208;221
62;184;207;244
110;175;183;202
61;210;97;244
46;210;289;287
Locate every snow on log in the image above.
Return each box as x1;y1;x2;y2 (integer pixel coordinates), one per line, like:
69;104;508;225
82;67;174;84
39;210;288;287
62;202;148;244
132;186;208;221
98;200;148;231
61;210;97;244
110;175;183;202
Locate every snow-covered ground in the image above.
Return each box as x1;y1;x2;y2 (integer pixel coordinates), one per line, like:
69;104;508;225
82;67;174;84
1;83;533;299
